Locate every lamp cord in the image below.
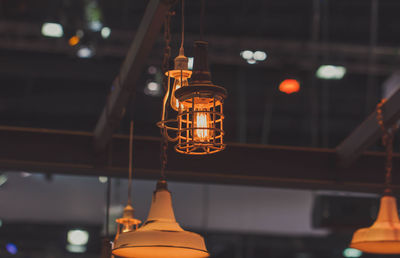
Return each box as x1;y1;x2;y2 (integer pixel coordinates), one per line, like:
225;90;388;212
200;0;205;40
105;177;111;237
128;120;134;205
376;99;398;190
180;0;185;50
105;142;113;237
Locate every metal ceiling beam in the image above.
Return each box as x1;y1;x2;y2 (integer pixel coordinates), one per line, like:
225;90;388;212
93;0;175;152
0;125;400;193
2;22;400;77
336;89;400;167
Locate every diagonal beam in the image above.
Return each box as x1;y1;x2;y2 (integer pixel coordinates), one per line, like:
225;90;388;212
93;0;175;152
336;89;400;167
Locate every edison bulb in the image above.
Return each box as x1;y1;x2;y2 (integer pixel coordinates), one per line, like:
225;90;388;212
170;74;189;111
193;109;213;142
122;223;134;233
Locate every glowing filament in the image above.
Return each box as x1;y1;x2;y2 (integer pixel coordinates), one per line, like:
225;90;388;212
170;76;189;111
122;224;134;233
193;110;212;142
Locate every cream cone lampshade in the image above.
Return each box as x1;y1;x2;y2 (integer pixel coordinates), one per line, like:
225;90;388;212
350;194;400;254
112;180;209;258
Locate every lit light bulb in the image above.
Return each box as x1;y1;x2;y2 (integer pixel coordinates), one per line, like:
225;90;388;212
170;73;189;111
167;47;192;111
193;109;213;142
122;223;134;233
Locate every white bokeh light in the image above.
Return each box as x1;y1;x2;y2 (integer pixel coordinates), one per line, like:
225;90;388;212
67;229;89;246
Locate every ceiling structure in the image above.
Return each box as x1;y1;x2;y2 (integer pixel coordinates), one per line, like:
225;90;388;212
1;0;400;149
1;0;400;257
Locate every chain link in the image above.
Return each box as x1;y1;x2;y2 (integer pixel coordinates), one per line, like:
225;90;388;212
162;11;173;91
376;99;398;189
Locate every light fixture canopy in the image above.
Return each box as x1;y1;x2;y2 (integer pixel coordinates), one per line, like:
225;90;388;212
112;180;209;258
350;192;400;254
175;41;227;155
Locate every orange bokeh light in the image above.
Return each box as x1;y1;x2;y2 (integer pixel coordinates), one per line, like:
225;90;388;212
279;79;300;94
68;36;80;46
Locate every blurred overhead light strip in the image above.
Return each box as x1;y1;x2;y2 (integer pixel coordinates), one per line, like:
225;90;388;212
41;22;63;38
240;50;267;64
316;65;346;80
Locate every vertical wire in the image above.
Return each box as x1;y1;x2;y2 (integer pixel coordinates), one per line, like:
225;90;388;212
105;178;111;237
200;0;205;40
105;142;113;237
128;120;134;205
181;0;185;49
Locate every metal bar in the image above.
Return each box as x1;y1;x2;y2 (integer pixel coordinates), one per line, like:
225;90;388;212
0;125;400;193
93;0;175;152
336;89;400;167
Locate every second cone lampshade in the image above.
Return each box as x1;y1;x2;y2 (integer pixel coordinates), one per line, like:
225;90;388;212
350;193;400;254
112;180;209;258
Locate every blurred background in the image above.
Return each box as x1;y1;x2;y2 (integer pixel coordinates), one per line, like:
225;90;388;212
0;0;400;257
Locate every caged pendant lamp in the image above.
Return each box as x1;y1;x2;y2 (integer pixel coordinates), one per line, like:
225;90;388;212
174;40;227;155
350;99;400;254
112;121;141;253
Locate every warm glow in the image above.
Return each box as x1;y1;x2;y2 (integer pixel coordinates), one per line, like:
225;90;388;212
169;70;191;111
112;184;209;258
279;79;300;94
122;224;134;233
194;110;212;142
170;77;188;110
350;195;400;254
68;36;80;46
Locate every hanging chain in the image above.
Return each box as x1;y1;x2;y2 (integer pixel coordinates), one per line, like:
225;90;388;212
162;11;173;91
376;99;398;190
160;11;174;180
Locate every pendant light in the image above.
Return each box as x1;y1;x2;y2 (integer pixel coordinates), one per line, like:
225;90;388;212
168;0;192;111
350;99;400;254
111;179;209;258
158;0;227;155
113;50;209;256
157;0;189;140
175;41;227;155
112;121;141;252
174;0;227;155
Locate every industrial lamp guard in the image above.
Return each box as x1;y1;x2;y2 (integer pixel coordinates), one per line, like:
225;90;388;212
175;84;226;155
156;71;180;142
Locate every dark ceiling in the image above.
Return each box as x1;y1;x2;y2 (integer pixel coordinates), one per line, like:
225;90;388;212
0;0;400;149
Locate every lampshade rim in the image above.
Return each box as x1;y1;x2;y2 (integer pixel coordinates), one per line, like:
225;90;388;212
112;244;209;254
351;240;400;245
175;84;227;100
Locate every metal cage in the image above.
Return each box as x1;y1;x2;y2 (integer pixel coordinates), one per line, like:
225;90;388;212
175;84;226;155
